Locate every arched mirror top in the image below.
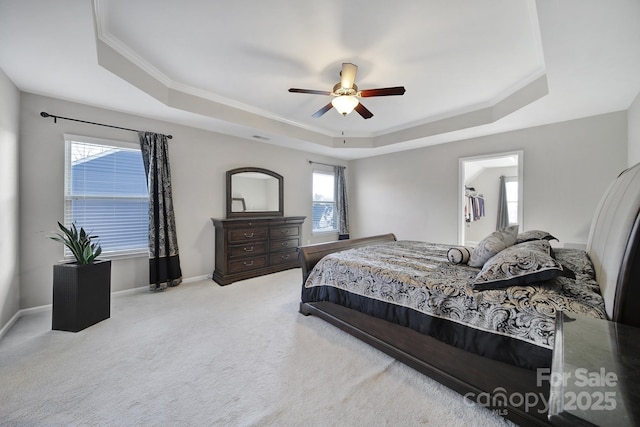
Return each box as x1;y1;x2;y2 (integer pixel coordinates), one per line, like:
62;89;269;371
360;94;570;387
226;167;284;218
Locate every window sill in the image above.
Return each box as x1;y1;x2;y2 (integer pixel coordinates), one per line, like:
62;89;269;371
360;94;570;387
312;230;339;236
103;251;148;261
60;251;148;263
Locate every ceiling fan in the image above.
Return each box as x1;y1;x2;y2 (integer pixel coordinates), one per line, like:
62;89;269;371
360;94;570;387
288;63;406;119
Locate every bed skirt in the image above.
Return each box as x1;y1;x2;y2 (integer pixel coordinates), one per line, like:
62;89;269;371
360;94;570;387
302;284;551;370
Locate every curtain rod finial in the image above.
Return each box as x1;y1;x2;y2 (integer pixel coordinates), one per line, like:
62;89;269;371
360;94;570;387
40;112;50;118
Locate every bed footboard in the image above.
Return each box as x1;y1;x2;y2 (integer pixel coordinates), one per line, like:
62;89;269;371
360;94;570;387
298;233;397;282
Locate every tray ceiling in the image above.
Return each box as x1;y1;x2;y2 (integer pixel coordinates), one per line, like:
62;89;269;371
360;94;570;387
1;0;638;159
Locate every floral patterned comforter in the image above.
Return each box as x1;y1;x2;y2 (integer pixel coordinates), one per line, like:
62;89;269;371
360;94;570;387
304;241;606;350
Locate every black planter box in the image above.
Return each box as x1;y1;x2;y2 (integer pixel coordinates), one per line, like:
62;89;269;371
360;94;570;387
52;259;111;332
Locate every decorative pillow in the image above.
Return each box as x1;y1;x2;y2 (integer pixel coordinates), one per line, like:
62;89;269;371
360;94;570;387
471;240;570;290
447;246;472;265
516;230;558;244
468;225;519;268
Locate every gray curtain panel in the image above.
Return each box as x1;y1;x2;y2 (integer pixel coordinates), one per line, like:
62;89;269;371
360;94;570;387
139;132;183;291
335;166;350;238
496;175;509;231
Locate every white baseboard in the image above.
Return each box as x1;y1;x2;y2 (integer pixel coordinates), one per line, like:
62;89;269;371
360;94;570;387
0;274;214;341
183;274;211;284
113;275;212;295
0;304;53;342
0;310;21;342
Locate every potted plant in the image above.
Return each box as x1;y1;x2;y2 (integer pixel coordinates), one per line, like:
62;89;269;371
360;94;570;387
49;222;111;332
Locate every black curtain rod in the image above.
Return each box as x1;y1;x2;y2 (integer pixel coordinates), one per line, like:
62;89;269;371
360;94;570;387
308;160;345;169
40;112;173;139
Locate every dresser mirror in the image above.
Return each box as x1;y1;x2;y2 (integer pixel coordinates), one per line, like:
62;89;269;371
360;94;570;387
226;167;284;218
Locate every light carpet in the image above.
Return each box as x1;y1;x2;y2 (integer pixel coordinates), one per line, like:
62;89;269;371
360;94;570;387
0;269;513;426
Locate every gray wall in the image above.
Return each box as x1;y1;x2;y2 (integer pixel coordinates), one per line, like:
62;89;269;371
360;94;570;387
629;91;640;167
349;112;628;247
18;93;345;309
0;68;20;331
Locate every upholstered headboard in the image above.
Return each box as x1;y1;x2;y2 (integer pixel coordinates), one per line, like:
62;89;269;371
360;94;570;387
586;162;640;327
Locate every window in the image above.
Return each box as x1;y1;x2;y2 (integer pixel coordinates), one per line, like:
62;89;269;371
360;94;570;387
64;135;149;257
505;177;518;225
312;170;337;233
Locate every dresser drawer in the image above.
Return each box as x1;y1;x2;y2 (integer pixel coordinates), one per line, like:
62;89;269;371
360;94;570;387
212;216;305;286
271;237;299;252
228;255;267;273
228;227;267;243
270;225;300;239
269;249;298;266
228;242;267;258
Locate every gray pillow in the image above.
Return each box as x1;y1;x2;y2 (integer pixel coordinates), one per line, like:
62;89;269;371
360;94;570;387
516;230;558;244
471;240;568;290
468;225;518;268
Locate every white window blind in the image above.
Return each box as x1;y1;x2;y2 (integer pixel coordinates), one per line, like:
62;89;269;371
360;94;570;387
312;170;337;232
64;137;149;258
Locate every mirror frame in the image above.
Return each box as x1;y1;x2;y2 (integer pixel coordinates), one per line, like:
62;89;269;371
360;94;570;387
226;167;284;218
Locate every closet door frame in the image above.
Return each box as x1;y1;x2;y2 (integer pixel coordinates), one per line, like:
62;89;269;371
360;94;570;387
458;150;524;246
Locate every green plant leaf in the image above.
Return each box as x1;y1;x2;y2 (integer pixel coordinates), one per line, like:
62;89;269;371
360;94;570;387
49;221;102;264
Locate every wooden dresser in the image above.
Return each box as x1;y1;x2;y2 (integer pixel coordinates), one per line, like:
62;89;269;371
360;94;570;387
211;216;305;285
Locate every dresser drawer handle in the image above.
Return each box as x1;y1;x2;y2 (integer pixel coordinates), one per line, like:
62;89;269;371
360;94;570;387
243;246;254;252
281;254;290;260
243;232;254;238
281;242;289;247
243;260;254;267
281;229;290;234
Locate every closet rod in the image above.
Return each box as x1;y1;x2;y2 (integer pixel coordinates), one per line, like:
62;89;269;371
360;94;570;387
40;112;173;139
308;160;345;169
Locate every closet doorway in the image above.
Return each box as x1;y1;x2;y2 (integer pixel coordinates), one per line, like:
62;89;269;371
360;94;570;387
458;151;523;246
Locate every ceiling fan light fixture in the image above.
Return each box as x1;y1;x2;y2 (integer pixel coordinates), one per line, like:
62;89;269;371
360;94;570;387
331;95;359;116
288;62;405;119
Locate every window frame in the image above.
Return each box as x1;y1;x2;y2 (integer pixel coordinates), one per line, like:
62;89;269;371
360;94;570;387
312;168;338;234
504;176;519;226
63;134;149;259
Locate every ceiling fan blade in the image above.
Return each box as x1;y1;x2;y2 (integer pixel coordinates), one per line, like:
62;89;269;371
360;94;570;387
340;63;358;89
359;86;406;97
289;88;333;96
354;102;373;119
312;103;334;118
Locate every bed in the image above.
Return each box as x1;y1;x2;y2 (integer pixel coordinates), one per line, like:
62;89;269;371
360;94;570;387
298;162;640;427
